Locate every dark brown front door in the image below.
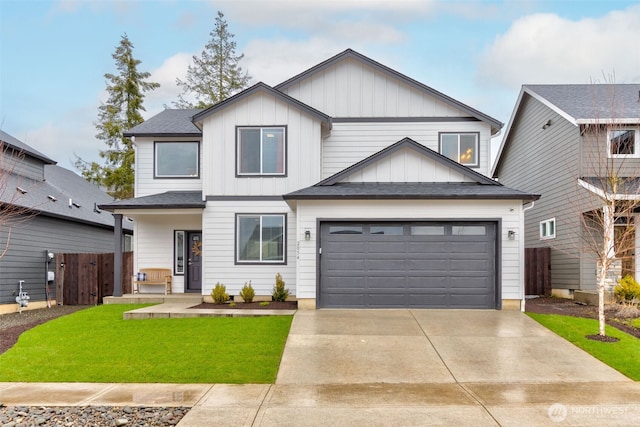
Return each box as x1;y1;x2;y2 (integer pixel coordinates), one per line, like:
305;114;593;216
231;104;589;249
187;231;202;292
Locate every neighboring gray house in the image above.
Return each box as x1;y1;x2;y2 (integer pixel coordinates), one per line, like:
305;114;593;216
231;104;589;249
0;130;132;312
101;49;537;310
492;84;640;297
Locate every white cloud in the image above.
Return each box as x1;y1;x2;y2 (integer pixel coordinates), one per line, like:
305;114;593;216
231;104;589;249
146;53;192;114
477;5;640;89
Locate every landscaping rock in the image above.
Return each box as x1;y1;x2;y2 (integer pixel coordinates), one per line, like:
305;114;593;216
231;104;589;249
0;406;188;426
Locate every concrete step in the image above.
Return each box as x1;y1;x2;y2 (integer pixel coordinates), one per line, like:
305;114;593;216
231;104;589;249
103;294;203;305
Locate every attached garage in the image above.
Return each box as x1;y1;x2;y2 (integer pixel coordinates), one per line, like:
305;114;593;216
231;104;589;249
319;221;498;309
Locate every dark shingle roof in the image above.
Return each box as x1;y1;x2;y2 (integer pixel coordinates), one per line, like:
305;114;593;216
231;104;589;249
525;84;640;123
0;129;56;164
284;182;538;200
98;191;205;211
124;109;203;137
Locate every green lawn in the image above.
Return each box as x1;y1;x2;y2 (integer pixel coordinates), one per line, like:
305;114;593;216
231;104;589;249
527;313;640;381
0;305;293;383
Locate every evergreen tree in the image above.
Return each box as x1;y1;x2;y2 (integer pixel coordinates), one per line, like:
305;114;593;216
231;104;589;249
75;34;159;199
175;11;250;108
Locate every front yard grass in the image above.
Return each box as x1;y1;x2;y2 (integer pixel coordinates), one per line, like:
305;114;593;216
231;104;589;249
527;313;640;381
0;304;293;383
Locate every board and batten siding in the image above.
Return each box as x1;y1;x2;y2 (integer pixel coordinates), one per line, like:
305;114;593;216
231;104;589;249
202;200;296;298
200;92;324;197
0;215;115;304
323;121;492;179
294;199;523;301
280;57;469;119
495;94;587;289
134;137;203;198
131;211;201;293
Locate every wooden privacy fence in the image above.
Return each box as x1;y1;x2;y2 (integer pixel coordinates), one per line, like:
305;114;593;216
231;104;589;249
525;247;551;296
55;252;133;305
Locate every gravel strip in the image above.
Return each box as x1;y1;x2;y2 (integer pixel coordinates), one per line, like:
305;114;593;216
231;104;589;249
0;405;188;426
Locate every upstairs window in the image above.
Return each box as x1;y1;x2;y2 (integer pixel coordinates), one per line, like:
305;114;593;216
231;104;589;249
609;129;638;157
155;142;199;178
540;218;556;240
237;127;286;176
439;132;479;167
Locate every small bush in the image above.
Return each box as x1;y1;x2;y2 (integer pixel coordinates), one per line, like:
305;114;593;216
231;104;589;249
239;281;255;303
229;302;236;308
272;273;289;302
211;282;230;304
614;275;640;304
260;301;270;307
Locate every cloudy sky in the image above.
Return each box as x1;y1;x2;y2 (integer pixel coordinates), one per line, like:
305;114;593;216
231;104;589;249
1;0;639;171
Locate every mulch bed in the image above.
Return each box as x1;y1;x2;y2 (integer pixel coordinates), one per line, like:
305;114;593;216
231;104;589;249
189;300;298;310
525;297;640;339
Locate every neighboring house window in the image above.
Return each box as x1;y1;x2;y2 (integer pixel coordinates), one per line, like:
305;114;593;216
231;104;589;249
540;218;556;239
174;231;185;275
608;129;638;157
123;235;133;252
236;214;286;263
155;142;200;178
439;133;479;167
237;127;286;176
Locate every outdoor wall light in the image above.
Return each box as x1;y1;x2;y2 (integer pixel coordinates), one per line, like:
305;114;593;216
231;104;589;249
542;119;552;130
508;230;516;240
304;230;311;241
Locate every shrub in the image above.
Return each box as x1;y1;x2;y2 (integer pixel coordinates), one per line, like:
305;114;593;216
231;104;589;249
272;273;289;302
239;281;255;303
614;275;640;304
260;301;270;307
211;282;230;304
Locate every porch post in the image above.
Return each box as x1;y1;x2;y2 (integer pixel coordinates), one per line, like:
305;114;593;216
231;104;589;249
635;213;640;281
113;213;123;297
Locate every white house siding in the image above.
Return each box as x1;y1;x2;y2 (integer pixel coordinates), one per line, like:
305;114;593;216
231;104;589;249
280;58;466;119
202;200;296;298
134;137;203;197
199;92;324;197
129;211;202;293
294;199;523;302
343;146;475;183
323;121;492;178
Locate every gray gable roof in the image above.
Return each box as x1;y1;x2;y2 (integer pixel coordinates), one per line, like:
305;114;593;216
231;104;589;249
285;137;539;201
275;49;503;135
124;109;203;137
0;129;56;164
191;82;332;127
99;191;205;211
525;84;640;124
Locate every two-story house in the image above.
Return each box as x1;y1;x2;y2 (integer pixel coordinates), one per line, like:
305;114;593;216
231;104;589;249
101;49;537;310
492;84;640;297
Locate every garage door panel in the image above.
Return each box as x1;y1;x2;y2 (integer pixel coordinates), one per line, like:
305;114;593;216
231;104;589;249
320;221;496;309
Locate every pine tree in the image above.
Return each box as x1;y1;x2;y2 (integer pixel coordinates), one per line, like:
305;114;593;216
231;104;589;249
175;11;250;108
75;34;159;199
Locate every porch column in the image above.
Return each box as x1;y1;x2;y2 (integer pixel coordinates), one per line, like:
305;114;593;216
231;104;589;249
635;213;640;281
113;213;123;297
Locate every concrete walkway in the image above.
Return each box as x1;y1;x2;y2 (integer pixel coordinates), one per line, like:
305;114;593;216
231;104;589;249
2;309;640;426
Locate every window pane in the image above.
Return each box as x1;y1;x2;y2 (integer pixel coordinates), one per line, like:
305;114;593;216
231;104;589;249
238;216;261;261
239;129;261;173
156;142;199;177
262;215;284;261
411;226;445;236
329;226;363;234
452;226;486;236
440;134;458;161
459;134;477;165
370;226;403;235
262;128;284;174
175;231;184;274
610;130;635;155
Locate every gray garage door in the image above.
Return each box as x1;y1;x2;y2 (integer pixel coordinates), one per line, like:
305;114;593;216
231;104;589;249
319;221;497;309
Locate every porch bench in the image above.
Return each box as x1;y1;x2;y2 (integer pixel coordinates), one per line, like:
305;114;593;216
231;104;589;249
133;268;172;295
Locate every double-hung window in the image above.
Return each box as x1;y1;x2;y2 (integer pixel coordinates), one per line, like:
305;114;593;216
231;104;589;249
236;214;286;263
155;142;200;178
237;127;286;176
439;132;479;167
608;129;639;157
540;218;556;239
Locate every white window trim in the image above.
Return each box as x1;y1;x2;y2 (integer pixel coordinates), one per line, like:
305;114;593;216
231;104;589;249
540;218;556;240
607;129;640;159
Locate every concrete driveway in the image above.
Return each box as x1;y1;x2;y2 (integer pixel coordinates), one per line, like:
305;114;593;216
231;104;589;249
182;309;640;426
